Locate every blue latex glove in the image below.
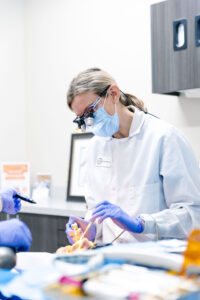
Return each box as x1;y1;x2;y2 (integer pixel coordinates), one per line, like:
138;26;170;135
65;216;96;245
0;188;21;215
0;219;32;252
90;201;144;233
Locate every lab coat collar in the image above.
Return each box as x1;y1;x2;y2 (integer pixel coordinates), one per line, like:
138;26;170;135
128;107;145;138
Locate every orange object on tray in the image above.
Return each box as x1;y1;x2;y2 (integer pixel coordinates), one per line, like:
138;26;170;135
56;222;95;254
181;229;200;275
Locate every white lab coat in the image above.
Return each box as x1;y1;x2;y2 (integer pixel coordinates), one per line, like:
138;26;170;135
84;108;200;244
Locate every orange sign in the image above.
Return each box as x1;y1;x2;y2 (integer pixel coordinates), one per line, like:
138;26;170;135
1;162;30;197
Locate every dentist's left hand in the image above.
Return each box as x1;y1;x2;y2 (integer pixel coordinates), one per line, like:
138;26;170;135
0;188;21;215
90;201;144;233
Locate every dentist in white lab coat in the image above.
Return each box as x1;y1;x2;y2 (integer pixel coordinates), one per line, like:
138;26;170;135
65;68;200;245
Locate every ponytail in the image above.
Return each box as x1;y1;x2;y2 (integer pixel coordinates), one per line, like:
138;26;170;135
119;92;147;113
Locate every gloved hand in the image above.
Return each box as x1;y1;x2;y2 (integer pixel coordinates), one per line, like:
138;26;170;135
0;219;32;252
90;201;144;233
65;216;96;245
0;188;21;215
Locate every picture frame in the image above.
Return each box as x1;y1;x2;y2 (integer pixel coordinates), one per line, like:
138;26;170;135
67;132;94;202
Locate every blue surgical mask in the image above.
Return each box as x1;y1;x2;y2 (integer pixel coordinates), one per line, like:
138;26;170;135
91;106;119;137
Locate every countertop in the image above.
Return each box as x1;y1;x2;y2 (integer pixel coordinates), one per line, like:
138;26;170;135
19;198;87;218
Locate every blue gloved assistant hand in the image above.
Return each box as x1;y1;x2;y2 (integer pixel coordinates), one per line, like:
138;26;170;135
90;201;144;234
65;216;96;245
0;219;32;252
0;188;21;215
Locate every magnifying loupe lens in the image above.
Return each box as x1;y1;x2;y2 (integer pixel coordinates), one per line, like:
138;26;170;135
86;117;94;127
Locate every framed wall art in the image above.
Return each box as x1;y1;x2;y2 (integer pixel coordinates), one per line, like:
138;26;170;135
67;132;93;202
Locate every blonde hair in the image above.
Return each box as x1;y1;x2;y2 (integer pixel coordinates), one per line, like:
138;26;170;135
67;68;147;112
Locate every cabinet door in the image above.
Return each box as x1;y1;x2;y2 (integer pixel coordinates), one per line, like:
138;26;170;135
151;1;170;94
169;0;196;92
151;0;200;94
0;213;7;221
194;1;200;86
57;216;69;248
19;213;58;253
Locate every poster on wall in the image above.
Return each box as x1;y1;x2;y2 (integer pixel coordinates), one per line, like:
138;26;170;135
1;162;30;197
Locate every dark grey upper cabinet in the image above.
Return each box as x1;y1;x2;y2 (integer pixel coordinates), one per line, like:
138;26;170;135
151;0;200;95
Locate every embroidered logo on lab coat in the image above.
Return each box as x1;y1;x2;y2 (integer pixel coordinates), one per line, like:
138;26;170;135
96;155;112;168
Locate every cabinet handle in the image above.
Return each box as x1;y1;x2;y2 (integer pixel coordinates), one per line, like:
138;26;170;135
173;19;187;51
195;15;200;47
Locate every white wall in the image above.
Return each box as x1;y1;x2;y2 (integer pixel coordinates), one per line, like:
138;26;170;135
0;0;26;162
1;0;200;193
24;0;200;191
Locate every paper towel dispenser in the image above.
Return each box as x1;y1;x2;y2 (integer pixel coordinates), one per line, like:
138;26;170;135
151;0;200;96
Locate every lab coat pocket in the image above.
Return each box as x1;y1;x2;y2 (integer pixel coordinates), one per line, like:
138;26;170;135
128;182;161;215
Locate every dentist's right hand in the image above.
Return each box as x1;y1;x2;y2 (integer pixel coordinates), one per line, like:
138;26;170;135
0;219;32;252
65;216;96;245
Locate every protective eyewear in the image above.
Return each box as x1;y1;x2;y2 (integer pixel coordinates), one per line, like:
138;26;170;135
73;85;110;131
